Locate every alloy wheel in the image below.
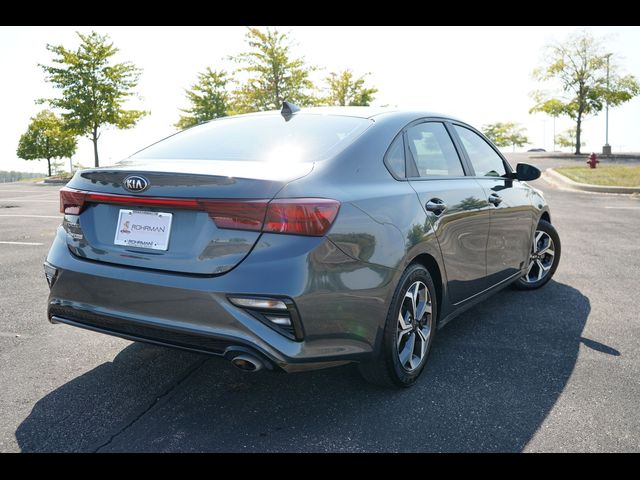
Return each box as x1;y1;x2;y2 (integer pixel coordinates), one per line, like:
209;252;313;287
397;281;433;372
523;230;555;284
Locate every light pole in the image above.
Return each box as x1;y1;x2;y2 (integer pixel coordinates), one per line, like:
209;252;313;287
603;53;612;155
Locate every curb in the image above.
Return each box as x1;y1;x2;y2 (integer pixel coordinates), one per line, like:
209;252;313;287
40;179;70;185
543;168;640;194
531;154;640;161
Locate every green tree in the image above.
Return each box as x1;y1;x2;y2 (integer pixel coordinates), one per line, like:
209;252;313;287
457;196;490;211
555;128;585;150
230;27;317;113
325;70;378;106
407;223;426;248
176;68;230;130
16;110;77;177
39;31;147;167
530;30;640;154
482;122;529;152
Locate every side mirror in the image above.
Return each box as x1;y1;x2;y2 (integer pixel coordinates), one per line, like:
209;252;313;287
515;163;541;181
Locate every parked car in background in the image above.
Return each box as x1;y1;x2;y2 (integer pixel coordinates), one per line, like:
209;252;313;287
45;105;561;387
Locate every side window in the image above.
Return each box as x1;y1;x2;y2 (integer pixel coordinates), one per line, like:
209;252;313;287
453;125;507;177
405;122;464;177
384;134;406;178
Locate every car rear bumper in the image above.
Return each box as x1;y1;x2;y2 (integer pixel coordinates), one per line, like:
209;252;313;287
48;305;283;371
46;226;398;372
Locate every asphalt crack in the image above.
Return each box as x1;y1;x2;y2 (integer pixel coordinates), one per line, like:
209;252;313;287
92;357;208;452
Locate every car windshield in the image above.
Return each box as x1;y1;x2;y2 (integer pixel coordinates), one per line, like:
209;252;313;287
131;114;373;163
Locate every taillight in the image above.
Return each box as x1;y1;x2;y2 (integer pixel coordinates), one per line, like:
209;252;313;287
264;199;340;236
198;199;268;232
60;187;200;215
60;187;340;236
60;187;88;215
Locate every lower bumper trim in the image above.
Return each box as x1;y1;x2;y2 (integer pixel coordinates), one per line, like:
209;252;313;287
48;307;276;370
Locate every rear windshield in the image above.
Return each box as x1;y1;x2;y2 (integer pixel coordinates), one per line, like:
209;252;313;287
132;114;372;162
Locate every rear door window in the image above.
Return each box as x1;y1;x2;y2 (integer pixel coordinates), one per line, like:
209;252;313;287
405;122;464;177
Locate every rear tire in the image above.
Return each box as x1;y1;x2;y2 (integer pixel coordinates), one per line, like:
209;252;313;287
359;264;437;388
513;219;561;290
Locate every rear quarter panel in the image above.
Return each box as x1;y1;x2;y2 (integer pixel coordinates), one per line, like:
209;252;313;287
276;119;449;332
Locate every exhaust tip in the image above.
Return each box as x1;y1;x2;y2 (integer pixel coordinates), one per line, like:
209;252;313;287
231;354;263;372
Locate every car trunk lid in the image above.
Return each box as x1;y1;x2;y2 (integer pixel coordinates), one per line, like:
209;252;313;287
61;160;313;275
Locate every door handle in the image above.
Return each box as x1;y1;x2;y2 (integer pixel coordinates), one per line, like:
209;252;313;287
488;193;503;206
425;198;447;215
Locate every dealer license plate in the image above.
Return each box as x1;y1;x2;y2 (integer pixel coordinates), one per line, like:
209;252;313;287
114;209;173;251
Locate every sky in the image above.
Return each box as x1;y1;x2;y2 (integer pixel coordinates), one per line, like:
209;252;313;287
1;25;639;174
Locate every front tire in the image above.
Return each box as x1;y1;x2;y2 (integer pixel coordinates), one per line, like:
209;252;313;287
359;264;437;388
513;219;561;290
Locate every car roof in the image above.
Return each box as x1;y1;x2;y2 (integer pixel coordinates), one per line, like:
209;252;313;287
300;106;461;121
298;106;397;118
201;107;465;123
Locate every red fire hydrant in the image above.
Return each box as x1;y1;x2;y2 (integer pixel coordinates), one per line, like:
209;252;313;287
587;152;599;169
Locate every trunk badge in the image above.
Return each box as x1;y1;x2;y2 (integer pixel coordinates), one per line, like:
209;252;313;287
123;175;150;193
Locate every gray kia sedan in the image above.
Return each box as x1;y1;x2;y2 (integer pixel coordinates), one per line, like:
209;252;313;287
45;105;560;387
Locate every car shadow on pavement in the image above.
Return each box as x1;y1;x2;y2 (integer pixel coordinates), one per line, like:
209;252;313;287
16;280;600;452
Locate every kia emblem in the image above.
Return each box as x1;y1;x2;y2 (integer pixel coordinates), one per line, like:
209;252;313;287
122;175;150;193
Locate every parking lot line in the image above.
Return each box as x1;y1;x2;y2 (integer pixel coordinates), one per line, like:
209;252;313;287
0;215;60;219
0;189;60;193
0;199;58;203
0;241;44;246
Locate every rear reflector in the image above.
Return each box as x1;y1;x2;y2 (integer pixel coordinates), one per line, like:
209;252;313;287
227;295;302;340
43;261;58;288
264;315;292;327
60;187;340;236
227;297;288;310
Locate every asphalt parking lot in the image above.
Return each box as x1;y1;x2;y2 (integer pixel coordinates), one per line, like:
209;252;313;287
1;154;639;452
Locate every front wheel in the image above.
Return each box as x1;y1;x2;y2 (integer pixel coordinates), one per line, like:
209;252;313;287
513;219;561;290
359;264;437;388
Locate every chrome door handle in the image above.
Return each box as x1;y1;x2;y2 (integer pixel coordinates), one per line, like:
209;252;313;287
488;193;503;206
426;199;447;215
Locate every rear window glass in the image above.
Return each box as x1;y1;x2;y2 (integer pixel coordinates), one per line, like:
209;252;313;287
132;114;372;162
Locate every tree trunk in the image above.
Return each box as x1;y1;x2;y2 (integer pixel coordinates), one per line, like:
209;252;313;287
575;115;582;155
575;80;586;155
273;66;281;108
46;158;52;177
92;126;99;167
274;83;281;109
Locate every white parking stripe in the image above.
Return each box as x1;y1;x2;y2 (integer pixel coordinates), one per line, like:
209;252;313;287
0;215;60;219
0;199;58;203
603;206;640;209
0;190;59;194
0;241;44;246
